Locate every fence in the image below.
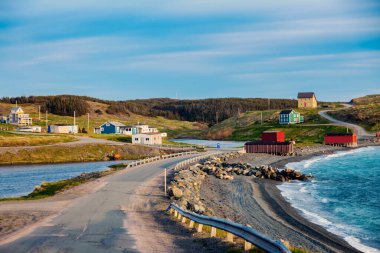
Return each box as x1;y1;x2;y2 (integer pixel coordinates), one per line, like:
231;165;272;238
125;151;198;168
168;203;291;253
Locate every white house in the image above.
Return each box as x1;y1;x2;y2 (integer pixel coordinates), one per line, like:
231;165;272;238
49;124;78;134
161;132;168;138
132;132;162;145
17;126;42;133
8;107;32;126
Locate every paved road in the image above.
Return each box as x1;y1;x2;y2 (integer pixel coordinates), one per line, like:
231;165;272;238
0;154;201;253
318;104;373;139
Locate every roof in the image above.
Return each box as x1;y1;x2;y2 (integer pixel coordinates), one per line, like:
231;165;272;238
133;132;161;136
279;109;294;115
102;121;126;127
326;133;356;136
10;107;23;113
298;92;315;99
245;141;292;145
50;124;78;127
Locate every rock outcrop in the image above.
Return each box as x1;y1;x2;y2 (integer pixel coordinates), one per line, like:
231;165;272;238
168;152;311;215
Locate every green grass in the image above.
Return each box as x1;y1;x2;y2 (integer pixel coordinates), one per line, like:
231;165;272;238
230;123;351;145
0;144;160;165
0;131;76;147
79;133;132;143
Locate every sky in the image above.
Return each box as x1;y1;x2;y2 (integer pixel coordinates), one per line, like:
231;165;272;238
0;1;379;101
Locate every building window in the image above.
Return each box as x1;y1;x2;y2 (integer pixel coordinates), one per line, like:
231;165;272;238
135;138;138;141
146;138;149;141
101;127;104;131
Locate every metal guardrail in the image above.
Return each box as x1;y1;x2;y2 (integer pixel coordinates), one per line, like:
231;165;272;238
173;152;224;170
126;151;198;168
168;203;291;253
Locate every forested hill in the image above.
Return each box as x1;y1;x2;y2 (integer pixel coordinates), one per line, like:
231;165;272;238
0;95;296;125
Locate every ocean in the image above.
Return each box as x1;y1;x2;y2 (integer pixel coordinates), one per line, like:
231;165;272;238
278;146;380;253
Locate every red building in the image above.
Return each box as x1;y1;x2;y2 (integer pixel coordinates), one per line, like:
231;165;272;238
324;133;357;147
245;141;294;155
261;131;285;142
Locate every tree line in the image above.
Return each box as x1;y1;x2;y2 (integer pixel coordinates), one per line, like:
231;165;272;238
1;95;297;124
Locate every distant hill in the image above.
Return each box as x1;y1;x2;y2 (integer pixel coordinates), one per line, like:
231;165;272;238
329;94;380;131
0;95;297;125
350;94;380;105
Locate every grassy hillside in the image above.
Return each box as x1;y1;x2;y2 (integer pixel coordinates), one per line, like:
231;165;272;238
326;94;380;132
0;144;167;165
205;109;349;144
0;101;207;136
0;132;75;147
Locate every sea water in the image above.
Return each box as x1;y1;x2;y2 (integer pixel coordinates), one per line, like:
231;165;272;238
278;146;380;253
0;160;131;198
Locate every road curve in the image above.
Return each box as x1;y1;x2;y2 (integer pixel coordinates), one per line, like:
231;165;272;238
318;105;373;139
0;154;202;253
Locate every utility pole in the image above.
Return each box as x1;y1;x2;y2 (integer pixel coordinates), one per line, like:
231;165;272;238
268;98;270;110
45;111;48;132
73;111;76;134
38;105;41;120
261;111;263;125
87;113;90;133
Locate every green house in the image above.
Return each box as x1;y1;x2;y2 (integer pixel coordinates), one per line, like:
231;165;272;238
279;109;304;124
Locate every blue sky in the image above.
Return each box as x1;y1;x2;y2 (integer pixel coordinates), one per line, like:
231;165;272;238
0;0;379;101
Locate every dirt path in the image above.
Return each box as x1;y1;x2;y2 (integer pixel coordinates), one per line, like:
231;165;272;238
318;104;373;138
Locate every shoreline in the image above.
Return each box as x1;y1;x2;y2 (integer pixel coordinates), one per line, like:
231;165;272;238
273;144;380;253
200;145;377;252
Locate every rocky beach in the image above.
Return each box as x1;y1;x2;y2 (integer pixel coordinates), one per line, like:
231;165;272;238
168;146;365;253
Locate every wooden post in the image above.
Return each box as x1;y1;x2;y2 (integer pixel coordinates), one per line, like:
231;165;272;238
164;168;167;196
177;214;182;220
226;232;234;242
189;220;195;228
197;224;203;232
244;241;252;251
174;210;178;218
210;227;216;237
181;217;186;224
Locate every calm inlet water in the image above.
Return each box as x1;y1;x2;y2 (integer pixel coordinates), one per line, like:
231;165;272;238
0;160;131;198
278;146;380;253
172;139;245;148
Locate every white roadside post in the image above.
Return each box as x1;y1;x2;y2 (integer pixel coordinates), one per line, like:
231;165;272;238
164;168;167;196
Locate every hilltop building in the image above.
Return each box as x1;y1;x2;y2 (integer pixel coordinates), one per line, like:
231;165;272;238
48;124;78;134
298;92;317;108
279;110;303;124
7;106;32;126
132;132;162;145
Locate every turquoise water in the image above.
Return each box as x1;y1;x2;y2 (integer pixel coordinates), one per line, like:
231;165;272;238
278;146;380;253
0;160;131;198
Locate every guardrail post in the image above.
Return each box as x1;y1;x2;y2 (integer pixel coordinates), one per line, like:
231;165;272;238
189;220;194;228
174;210;178;218
181;217;187;224
210;226;216;237
177;214;182;220
197;224;203;233
244;240;252;251
226;232;234;242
